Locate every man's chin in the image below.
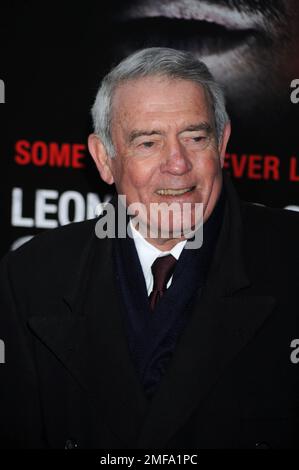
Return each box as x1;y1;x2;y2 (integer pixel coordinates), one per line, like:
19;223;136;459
147;222;200;241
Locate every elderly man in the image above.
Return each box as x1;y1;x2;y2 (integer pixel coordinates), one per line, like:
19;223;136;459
0;47;298;449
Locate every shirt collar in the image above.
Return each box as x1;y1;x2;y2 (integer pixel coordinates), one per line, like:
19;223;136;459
129;220;187;284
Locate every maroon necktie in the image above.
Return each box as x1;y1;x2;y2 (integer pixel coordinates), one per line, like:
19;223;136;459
149;254;177;311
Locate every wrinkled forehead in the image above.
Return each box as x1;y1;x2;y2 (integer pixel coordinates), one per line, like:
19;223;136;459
110;75;215;124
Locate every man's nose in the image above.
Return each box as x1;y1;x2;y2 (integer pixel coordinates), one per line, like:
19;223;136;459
160;139;192;175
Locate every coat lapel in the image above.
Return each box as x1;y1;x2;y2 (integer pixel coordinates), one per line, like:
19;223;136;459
28;227;149;447
136;291;276;448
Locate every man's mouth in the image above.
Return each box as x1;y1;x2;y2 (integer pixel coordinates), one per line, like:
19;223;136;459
156;186;195;196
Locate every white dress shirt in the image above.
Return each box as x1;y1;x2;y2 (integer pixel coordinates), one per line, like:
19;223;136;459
129;220;187;295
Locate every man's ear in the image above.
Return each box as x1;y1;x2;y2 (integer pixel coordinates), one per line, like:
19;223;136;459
88;134;115;185
218;121;231;168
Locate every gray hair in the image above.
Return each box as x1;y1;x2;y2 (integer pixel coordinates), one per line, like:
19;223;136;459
91;47;229;158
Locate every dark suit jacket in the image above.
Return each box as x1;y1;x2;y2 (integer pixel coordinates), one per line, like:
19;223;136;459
0;174;299;449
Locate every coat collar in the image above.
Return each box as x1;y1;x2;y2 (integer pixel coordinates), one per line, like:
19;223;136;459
28;172;276;448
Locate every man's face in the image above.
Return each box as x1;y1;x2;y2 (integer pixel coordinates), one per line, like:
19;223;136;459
105;77;229;246
110;0;299;131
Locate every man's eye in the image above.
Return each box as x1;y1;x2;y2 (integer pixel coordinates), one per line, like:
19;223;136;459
192;136;205;142
142;141;155;148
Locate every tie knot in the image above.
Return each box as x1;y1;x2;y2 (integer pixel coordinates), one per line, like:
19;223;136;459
151;254;177;293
